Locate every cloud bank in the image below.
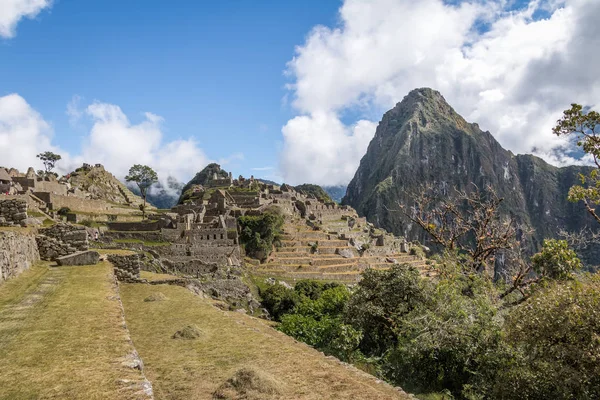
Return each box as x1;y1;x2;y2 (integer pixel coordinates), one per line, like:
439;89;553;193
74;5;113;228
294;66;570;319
0;0;52;38
0;93;220;188
281;0;600;186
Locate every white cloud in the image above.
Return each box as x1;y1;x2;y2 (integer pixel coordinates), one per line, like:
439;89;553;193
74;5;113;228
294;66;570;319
282;0;600;185
81;101;212;184
281;112;376;185
0;0;52;38
66;95;83;127
0;94;232;190
0;93;57;171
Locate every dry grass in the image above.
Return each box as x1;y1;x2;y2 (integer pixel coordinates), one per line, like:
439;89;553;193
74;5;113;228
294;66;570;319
0;226;38;233
213;367;283;399
143;292;168;302
120;282;410;400
96;248;138;256
0;262;148;399
139;270;181;282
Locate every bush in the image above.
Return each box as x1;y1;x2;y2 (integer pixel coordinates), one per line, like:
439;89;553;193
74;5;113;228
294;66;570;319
531;239;582;280
409;246;425;259
260;284;299;321
238;209;284;260
57;207;71;216
278;284;359;360
384;273;501;396
487;276;600;400
345;265;428;356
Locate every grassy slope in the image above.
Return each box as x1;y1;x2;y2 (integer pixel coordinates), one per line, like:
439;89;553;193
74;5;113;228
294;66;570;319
121;281;410;400
0;262;149;400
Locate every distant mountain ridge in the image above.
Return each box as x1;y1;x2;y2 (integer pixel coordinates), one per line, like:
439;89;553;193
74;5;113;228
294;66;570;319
343;88;599;260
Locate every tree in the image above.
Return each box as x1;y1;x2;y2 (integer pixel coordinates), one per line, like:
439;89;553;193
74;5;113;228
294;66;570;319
36;151;61;176
399;184;527;274
490;276;600;400
499;239;581;306
238;207;284;260
125;164;158;219
553;103;600;224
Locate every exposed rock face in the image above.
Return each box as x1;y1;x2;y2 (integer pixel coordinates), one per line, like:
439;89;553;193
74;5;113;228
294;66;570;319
56;250;100;266
343;88;598;254
0;231;40;283
67;164;145;207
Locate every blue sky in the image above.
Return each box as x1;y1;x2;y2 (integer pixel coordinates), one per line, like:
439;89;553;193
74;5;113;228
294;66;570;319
0;0;340;182
1;0;598;187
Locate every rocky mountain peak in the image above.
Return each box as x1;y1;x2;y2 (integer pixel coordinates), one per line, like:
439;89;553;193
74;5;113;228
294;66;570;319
344;89;599;265
379;87;469;137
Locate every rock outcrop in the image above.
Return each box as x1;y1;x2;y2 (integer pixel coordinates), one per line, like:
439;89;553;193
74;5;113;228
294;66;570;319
343;88;598;256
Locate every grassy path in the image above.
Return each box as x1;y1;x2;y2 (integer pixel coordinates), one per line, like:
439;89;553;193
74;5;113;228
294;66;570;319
0;262;151;400
121;281;410;400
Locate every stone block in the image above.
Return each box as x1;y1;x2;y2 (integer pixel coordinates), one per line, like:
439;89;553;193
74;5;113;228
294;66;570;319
56;250;100;266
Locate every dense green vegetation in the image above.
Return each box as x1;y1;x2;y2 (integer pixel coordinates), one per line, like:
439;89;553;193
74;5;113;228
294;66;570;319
238;207;284;260
259;238;598;399
295;184;333;203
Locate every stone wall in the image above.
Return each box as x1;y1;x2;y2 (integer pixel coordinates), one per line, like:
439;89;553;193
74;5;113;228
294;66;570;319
43;193;141;215
0;231;40;283
36;223;89;261
167;244;241;265
103;230;164;242
0;199;28;226
108;254;141;282
107;221;160;232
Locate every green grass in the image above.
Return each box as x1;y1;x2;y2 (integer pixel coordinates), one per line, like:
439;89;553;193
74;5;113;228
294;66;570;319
0;262;148;399
120;282;410;400
42;218;55;226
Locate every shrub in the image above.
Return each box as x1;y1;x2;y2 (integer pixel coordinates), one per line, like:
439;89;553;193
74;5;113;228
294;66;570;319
531;239;582;280
260;284;299;321
57;207;71;216
238;209;284;260
487;276;600;400
345;265;428;356
409;246;425;259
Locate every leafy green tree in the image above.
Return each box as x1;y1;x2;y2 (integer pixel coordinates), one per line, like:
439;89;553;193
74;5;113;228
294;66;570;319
345;265;429;356
238;208;284;260
259;283;299;321
489;276;600;400
531;239;582;280
36;151;61;175
554;104;600;223
501;239;582;304
278;284;361;360
125;164;158;219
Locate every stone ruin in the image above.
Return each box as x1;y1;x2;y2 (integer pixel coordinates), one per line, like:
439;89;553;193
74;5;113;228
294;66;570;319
108;254;141;282
0;199;28;227
36;223;89;261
